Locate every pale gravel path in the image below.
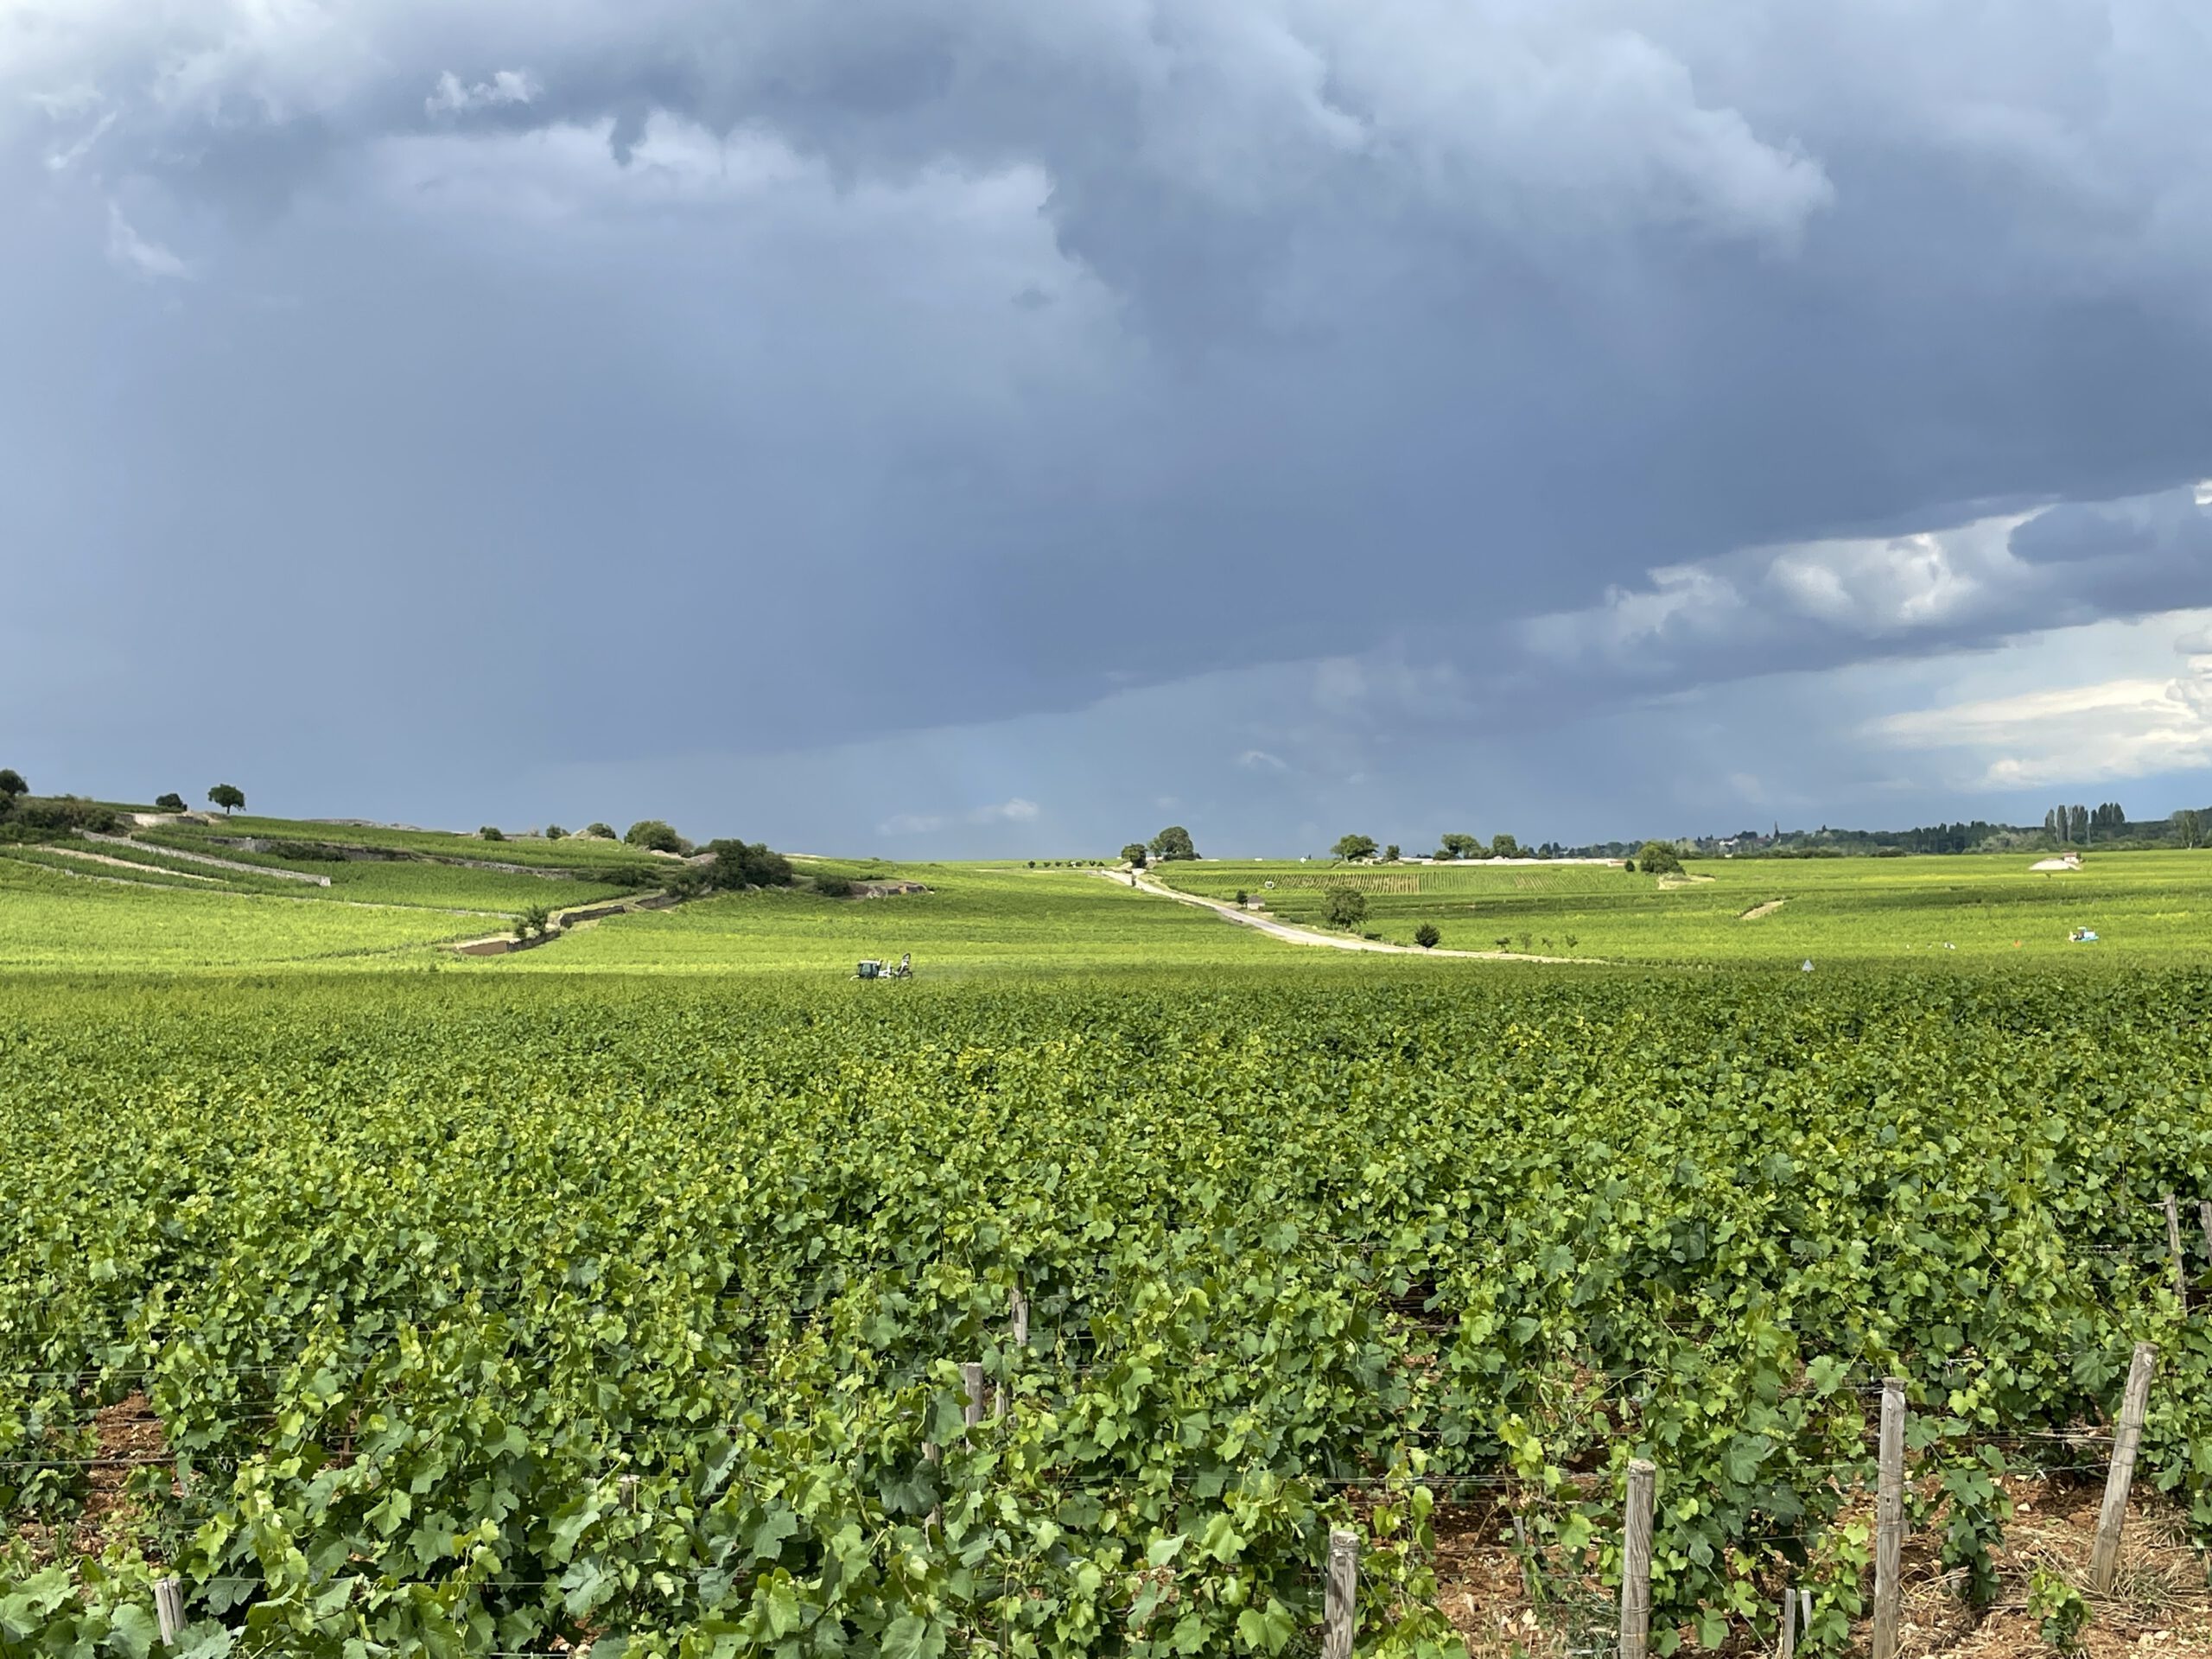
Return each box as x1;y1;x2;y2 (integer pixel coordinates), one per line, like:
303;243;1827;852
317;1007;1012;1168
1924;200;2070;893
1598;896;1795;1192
1101;869;1595;963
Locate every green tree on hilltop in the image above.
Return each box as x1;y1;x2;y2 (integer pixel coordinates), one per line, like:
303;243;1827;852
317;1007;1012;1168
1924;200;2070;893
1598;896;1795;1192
207;784;245;816
1149;825;1197;861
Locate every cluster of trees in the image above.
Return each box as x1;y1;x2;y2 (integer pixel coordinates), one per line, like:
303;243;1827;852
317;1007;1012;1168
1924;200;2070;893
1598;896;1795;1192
1625;841;1683;875
2045;803;2126;845
1121;826;1198;868
0;771;118;841
665;839;796;899
1315;887;1440;948
1323;831;1527;862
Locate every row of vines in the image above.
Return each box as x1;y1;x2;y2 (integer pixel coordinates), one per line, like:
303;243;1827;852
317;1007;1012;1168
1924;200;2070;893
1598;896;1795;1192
6;966;2212;1656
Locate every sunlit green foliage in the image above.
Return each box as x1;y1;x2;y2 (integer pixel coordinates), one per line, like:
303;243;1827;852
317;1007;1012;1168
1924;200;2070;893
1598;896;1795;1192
5;966;2212;1656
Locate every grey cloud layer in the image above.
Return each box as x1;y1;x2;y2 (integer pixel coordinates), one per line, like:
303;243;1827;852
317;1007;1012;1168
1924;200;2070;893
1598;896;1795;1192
5;0;2212;836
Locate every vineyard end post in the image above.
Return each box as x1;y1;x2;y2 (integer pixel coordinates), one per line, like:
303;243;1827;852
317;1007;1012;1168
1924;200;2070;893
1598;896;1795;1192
2091;1342;2158;1592
1322;1527;1359;1659
1872;1377;1907;1659
962;1360;986;1429
1620;1458;1656;1659
153;1577;182;1648
2164;1193;2189;1306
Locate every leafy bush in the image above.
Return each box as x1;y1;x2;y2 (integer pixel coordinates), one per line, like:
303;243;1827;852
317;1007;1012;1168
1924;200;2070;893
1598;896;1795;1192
626;820;684;855
1;796;119;840
1414;922;1440;949
1323;886;1367;928
1636;840;1684;875
154;792;186;812
582;823;617;839
544;824;568;841
704;839;795;891
512;903;554;942
0;768;26;802
814;874;855;899
479;826;506;842
1122;843;1148;868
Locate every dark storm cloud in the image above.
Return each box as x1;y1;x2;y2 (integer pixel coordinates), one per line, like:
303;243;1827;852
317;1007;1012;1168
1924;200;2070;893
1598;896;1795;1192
5;1;2212;836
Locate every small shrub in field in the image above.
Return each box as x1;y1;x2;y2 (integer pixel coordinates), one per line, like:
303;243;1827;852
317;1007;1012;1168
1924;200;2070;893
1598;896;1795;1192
814;874;855;898
1414;923;1440;949
512;903;553;942
545;824;567;841
1635;841;1684;875
154;792;186;812
2028;1568;2088;1657
582;823;616;839
480;826;505;842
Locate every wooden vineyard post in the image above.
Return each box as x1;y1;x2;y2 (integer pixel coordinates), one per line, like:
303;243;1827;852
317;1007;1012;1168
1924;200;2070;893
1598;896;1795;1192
923;1361;946;1532
2198;1198;2212;1272
2091;1342;2158;1592
2164;1194;2190;1305
1322;1527;1359;1659
962;1361;986;1429
1872;1378;1907;1659
995;1282;1029;1417
1777;1584;1796;1659
618;1473;640;1511
1620;1459;1656;1659
153;1577;183;1648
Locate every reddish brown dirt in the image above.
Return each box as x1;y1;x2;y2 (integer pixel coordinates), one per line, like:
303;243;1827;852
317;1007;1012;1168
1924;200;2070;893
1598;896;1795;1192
69;1394;170;1559
1429;1477;2212;1659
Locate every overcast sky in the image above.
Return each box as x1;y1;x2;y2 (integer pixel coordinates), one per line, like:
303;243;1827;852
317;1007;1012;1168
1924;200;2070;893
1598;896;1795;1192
7;1;2212;855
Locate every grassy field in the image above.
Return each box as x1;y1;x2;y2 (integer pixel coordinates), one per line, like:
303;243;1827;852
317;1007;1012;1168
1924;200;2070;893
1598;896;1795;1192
9;819;2212;974
0;859;498;970
497;862;1299;977
195;816;671;872
1152;850;2212;964
14;820;2212;1652
10;962;2212;1656
0;811;658;957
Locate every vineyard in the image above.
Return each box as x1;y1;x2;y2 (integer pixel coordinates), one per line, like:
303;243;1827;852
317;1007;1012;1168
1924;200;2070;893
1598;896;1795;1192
1154;854;2212;964
8;963;2212;1656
